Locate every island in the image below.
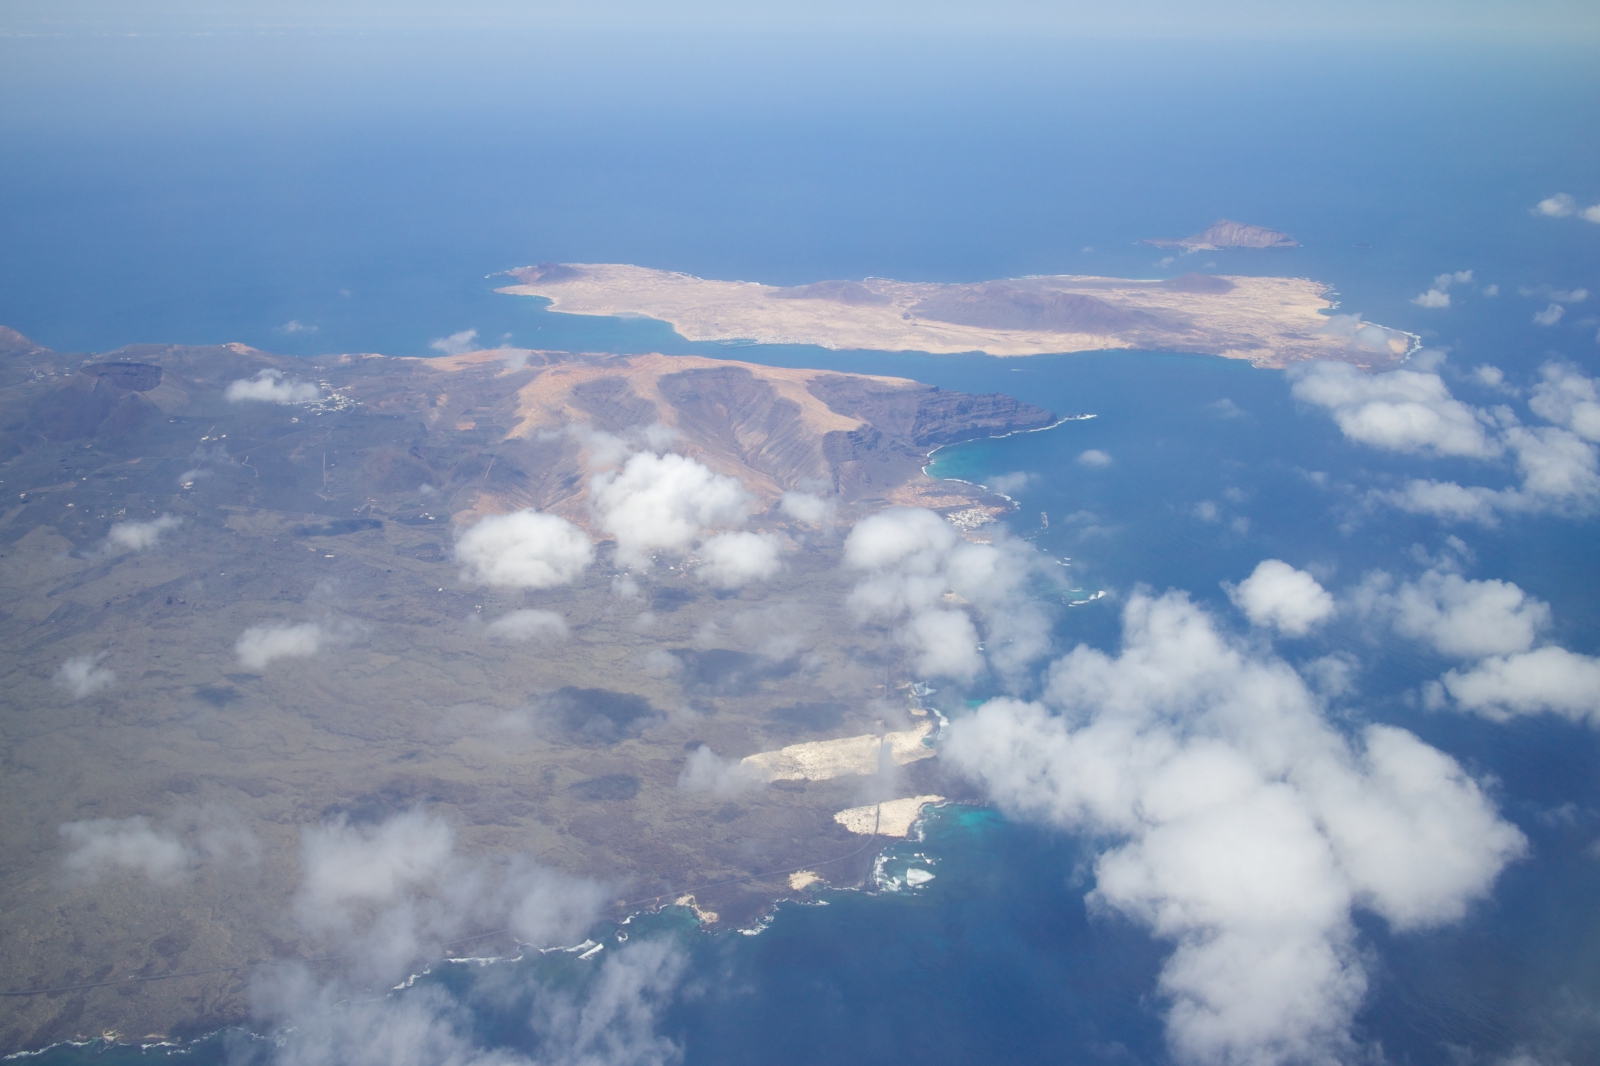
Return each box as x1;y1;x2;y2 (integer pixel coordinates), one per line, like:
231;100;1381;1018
0;327;1048;1051
495;262;1412;369
1142;218;1300;251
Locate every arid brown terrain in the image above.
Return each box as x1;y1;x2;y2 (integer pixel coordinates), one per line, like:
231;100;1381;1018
0;327;1051;1050
497;262;1414;368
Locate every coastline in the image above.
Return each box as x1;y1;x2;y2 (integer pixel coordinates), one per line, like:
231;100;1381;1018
4;801;972;1062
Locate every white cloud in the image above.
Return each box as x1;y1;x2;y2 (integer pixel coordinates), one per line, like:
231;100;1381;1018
1289;359;1499;459
1193;500;1220;523
590;451;752;568
1504;424;1600;504
1440;647;1600;727
1317;313;1406;356
55;653;115;698
1413;269;1473;307
778;490;835;525
1585;205;1600;224
483;609;569;642
277;320;318;335
429;329;480;355
1297;360;1600;523
942;591;1526;1066
1533;303;1565;327
678;745;761;797
984;471;1034;494
1355;569;1549;658
843;508;1052;686
1077;449;1113;467
107;513;180;551
1482;284;1499;297
456;510;595;589
1378;480;1506;525
1533;193;1576;217
1473;365;1513;393
696;530;783;588
236;621;324;670
1551;288;1589;303
251;809;668;1066
1225;559;1335;637
225;368;322;404
904;608;984;679
59;817;192;885
295;809;607;984
1530;362;1600;441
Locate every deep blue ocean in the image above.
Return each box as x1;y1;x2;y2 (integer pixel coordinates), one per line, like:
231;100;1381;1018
3;30;1598;1065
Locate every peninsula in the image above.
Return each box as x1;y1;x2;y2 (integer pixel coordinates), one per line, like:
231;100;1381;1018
496;262;1411;369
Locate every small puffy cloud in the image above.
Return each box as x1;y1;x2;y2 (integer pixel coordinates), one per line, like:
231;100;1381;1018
1533;193;1576;217
236;621;324;670
1378;480;1504;525
55;654;115;698
1533;303;1565;327
696;530;782;589
904;608;983;679
1482;284;1499;296
1440;647;1600;727
1414;270;1473;307
843;508;1052;686
984;471;1034;495
277;320;318;335
1473;365;1513;392
428;328;479;355
456;510;594;589
483;609;568;642
60;817;191;885
843;507;957;573
1530;362;1600;441
1505;424;1600;503
1356;569;1549;658
296;809;455;928
943;591;1526;1065
1289;359;1499;459
1208;399;1245;419
1317;313;1406;355
292;809;608;984
1077;449;1113;467
1193;500;1220;523
107;513;180;551
1585;205;1600;224
678;745;760;797
1226;559;1335;637
778;490;835;525
591;452;752;568
225;368;321;404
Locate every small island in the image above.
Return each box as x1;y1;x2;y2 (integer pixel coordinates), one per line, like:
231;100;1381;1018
1143;218;1300;251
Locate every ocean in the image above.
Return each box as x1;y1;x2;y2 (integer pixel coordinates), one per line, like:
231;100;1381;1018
3;29;1599;1066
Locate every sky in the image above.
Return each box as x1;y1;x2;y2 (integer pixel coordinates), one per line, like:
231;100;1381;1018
3;0;1599;40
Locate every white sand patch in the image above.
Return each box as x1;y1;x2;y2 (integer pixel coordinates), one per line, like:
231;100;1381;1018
833;795;944;838
674;894;719;924
788;870;823;891
740;721;935;782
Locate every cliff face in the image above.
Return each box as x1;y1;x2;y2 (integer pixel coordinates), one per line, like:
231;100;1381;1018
0;334;1052;543
486;351;1053;517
